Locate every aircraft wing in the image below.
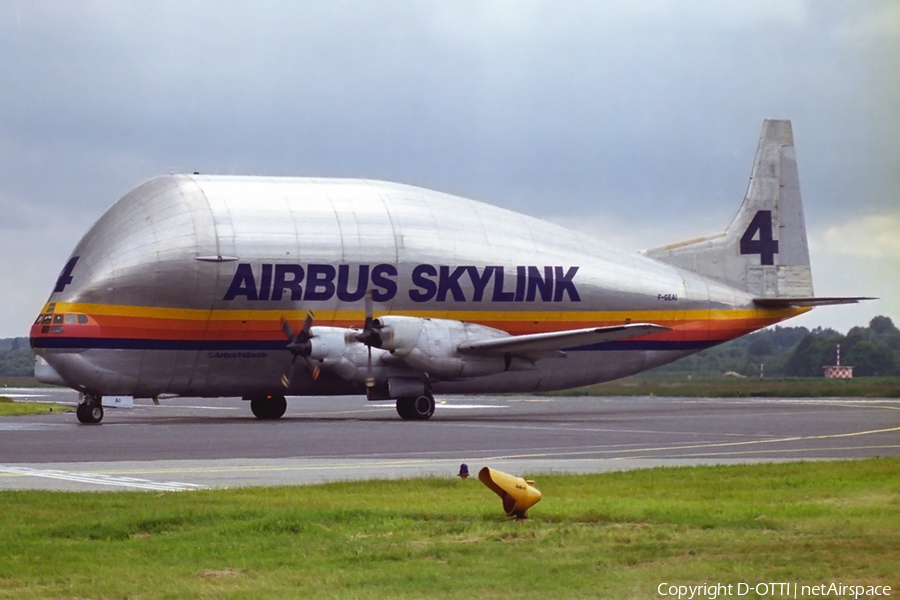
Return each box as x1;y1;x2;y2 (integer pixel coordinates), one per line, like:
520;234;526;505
458;323;670;357
753;297;876;308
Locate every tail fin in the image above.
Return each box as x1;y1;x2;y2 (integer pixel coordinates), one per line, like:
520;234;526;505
645;119;813;298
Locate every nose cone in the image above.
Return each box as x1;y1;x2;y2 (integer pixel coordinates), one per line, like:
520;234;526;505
44;175;219;310
29;176;223;392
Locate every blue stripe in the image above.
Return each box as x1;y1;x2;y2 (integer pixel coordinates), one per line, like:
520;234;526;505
32;337;722;352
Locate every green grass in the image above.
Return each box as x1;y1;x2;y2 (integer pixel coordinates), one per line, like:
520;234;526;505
0;459;897;599
547;376;900;398
0;396;71;416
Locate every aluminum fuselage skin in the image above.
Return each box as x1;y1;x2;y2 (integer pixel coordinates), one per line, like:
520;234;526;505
30;175;805;399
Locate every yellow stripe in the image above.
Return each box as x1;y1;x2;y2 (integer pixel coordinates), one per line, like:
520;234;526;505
46;301;808;323
48;302;214;320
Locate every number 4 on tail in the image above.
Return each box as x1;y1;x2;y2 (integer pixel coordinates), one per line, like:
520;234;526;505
740;210;779;265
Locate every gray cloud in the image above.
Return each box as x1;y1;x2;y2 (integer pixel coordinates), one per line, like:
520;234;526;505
1;0;897;336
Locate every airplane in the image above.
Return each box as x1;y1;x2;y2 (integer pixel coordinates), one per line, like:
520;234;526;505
29;119;869;424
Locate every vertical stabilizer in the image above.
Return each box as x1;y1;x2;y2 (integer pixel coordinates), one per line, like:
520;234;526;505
645;119;813;298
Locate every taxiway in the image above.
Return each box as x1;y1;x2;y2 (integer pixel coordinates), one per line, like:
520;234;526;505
1;388;897;491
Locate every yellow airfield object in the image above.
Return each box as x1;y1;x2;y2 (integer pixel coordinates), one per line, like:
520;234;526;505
477;467;542;519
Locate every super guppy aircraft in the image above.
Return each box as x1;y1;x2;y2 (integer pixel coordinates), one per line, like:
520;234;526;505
30;120;866;423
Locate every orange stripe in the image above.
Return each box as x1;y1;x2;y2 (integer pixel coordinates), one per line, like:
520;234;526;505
32;313;795;343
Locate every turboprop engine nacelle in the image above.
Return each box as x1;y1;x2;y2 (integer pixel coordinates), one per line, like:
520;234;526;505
303;326;365;381
374;316;534;379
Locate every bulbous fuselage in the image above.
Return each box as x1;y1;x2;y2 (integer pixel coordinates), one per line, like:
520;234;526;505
30;175;798;399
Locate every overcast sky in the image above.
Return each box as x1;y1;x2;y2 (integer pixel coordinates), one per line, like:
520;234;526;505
1;1;897;338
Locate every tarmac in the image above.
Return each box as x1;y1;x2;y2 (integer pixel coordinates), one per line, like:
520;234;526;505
1;387;897;491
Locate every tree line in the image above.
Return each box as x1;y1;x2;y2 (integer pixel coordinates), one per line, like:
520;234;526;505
2;315;898;378
650;315;900;378
0;337;34;377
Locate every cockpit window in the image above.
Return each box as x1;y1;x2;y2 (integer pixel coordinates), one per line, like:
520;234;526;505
34;315;43;325
65;314;77;324
52;314;64;324
77;314;89;324
41;315;53;325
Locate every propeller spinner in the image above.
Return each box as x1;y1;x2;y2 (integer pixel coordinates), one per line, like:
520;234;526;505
280;312;319;388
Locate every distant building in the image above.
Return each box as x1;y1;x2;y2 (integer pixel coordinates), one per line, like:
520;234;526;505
823;343;853;379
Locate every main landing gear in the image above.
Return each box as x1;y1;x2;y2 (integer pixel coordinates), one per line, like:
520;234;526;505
396;394;435;420
250;395;287;420
76;394;104;424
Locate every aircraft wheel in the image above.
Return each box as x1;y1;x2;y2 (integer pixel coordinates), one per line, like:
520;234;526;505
396;394;435;420
77;397;104;424
251;395;287;420
413;394;435;420
396;397;414;420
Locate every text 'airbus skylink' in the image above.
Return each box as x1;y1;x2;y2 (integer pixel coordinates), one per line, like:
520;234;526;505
31;120;867;423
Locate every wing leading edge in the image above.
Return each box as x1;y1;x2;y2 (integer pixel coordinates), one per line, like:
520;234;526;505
458;323;671;357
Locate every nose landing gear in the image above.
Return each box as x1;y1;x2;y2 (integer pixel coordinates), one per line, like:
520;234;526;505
76;394;104;424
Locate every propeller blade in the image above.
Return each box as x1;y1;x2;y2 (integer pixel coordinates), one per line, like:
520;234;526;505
366;345;374;388
355;290;383;348
280;311;316;388
301;312;314;337
353;290;379;387
364;289;373;327
281;311;313;343
281;354;299;389
282;312;314;357
308;360;321;381
281;318;297;342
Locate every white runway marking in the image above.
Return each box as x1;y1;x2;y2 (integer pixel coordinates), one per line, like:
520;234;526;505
153;405;241;411
0;466;205;492
438;403;509;410
0;423;70;431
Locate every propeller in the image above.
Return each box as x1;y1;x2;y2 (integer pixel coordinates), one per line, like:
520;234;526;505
354;290;383;387
280;312;319;388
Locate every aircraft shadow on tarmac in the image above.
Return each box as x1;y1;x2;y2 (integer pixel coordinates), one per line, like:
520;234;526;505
68;404;741;426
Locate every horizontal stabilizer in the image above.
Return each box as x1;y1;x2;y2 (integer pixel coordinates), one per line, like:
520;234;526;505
753;296;877;308
458;323;670;357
